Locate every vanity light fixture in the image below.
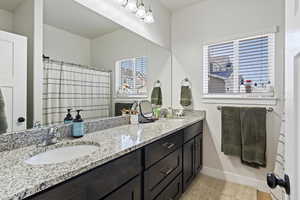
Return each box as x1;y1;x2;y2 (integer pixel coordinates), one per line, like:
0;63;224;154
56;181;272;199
125;0;138;13
144;7;154;24
117;0;154;24
136;0;146;18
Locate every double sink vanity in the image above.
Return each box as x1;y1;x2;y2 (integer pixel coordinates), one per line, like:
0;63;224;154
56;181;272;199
0;111;205;200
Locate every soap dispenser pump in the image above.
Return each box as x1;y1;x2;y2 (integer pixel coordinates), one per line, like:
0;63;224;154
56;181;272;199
64;109;73;124
72;110;84;138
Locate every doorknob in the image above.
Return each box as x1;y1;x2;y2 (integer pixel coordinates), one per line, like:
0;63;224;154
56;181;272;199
17;117;26;123
267;173;290;195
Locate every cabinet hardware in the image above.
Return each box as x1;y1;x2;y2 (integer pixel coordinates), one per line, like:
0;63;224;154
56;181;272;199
162;142;175;149
160;167;174;175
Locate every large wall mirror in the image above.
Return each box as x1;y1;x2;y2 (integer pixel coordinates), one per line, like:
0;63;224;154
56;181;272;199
0;0;172;134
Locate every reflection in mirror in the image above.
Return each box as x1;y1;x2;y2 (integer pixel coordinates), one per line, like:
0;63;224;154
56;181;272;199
42;0;172;127
0;0;172;133
0;2;28;134
0;89;8;134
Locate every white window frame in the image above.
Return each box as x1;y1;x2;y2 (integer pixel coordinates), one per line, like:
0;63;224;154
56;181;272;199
202;33;276;104
115;57;148;98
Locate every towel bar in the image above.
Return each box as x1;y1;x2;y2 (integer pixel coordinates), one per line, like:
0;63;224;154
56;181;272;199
217;106;273;112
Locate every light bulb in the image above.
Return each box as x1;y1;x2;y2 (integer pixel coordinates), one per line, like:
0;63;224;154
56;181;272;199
136;2;146;18
116;0;127;6
144;9;154;24
125;0;138;13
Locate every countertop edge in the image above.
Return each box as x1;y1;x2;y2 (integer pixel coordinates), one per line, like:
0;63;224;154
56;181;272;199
3;115;205;200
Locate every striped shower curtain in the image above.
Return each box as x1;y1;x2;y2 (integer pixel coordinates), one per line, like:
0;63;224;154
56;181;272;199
43;59;111;125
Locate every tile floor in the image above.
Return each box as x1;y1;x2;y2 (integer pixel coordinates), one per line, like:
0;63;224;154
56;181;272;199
181;175;259;200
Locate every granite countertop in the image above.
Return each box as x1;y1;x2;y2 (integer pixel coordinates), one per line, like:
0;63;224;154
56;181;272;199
0;111;205;200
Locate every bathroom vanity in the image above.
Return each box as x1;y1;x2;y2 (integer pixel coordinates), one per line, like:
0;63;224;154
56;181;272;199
0;112;204;200
27;121;203;200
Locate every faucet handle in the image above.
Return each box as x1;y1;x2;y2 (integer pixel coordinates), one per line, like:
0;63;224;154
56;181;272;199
49;127;59;136
33;121;42;128
49;127;60;144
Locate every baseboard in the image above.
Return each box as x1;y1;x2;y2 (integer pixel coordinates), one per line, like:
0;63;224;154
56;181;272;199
201;166;269;192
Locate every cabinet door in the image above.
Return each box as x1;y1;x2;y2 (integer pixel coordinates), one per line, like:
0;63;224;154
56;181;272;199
194;134;203;175
154;175;182;200
183;139;195;192
103;176;141;200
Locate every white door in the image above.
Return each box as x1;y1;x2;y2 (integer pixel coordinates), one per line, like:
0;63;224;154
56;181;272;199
0;30;27;133
285;0;300;199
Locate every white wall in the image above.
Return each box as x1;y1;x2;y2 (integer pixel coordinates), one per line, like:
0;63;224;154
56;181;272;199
74;0;171;49
43;24;91;66
13;0;44;128
91;29;172;107
171;0;285;191
0;9;13;32
33;0;43;129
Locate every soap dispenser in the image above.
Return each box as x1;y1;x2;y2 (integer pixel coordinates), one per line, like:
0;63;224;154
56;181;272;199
64;109;73;124
72;110;84;138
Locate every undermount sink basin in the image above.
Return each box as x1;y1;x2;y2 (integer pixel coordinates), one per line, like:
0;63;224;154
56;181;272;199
25;144;99;165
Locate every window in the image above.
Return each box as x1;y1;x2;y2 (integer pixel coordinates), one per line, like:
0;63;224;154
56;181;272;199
203;34;275;98
115;56;148;97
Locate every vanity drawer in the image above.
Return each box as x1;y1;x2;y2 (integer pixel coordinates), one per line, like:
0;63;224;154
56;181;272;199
28;150;142;200
154;174;182;200
85;150;142;200
145;131;183;168
144;148;182;200
104;175;141;200
184;121;203;143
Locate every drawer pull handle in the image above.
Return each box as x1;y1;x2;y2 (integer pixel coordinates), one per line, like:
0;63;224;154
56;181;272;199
162;142;175;149
160;167;174;175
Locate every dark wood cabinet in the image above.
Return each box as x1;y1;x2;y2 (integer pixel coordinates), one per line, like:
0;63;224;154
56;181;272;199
183;122;203;192
144;148;182;200
104;176;141;200
183;139;195;191
26;120;203;200
184;121;203;143
144;131;183;168
153;175;182;200
194;134;203;175
27;150;142;200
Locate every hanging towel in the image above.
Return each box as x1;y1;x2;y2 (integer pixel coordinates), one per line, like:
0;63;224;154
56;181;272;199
240;107;267;168
0;89;8;134
151;87;162;106
180;86;192;107
221;107;242;156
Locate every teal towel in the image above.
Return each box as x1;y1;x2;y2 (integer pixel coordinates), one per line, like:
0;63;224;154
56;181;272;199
180;86;192;106
0;89;8;134
151;87;162;106
240;107;267;168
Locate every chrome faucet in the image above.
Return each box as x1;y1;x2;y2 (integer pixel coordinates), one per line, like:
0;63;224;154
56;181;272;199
33;121;42;129
39;127;60;147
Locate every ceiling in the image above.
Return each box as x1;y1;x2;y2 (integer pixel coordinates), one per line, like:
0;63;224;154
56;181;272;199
44;0;122;39
0;0;24;11
159;0;204;11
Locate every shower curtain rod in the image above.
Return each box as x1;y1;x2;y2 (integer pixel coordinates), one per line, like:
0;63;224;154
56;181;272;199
43;55;112;73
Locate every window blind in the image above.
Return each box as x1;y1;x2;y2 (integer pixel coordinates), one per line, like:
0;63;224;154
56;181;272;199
203;34;275;96
116;56;148;97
